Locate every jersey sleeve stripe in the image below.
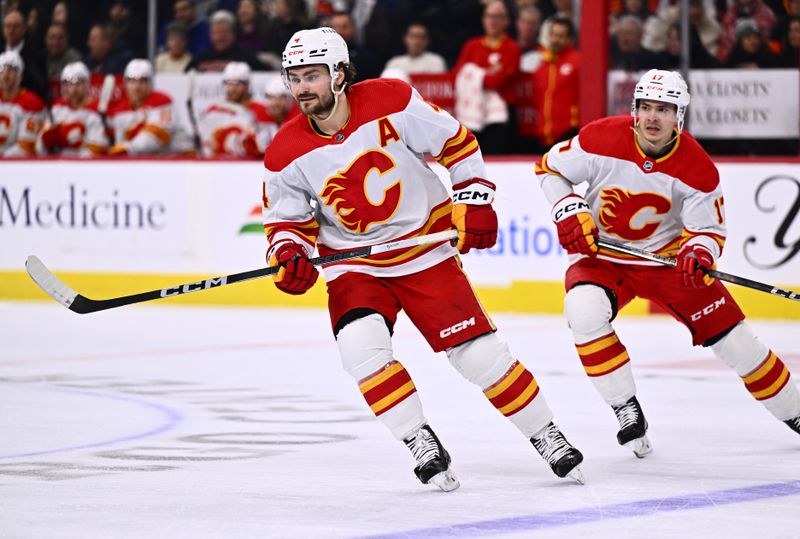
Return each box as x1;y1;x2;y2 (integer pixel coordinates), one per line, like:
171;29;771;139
435;125;479;168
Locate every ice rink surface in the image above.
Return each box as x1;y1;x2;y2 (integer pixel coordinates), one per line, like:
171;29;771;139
2;301;799;538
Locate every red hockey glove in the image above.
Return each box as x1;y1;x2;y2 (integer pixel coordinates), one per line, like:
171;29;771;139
677;243;715;288
241;132;260;158
41;125;64;151
552;194;598;257
268;242;319;295
451;179;498;254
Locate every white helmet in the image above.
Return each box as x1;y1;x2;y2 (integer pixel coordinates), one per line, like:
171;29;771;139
282;27;349;80
0;50;24;75
631;69;690;132
223;61;251;83
61;62;90;83
124;59;153;80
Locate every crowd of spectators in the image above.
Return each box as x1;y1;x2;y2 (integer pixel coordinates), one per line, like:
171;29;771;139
0;0;798;158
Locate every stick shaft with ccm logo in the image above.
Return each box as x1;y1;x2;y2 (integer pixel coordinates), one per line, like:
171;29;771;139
25;230;458;314
597;238;800;302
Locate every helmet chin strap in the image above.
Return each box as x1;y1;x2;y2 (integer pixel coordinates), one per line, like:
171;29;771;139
631;122;678;156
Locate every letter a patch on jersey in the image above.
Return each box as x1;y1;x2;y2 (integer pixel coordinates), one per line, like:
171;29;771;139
377;117;400;148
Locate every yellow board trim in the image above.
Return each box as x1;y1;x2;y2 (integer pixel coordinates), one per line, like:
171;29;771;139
3;271;798;319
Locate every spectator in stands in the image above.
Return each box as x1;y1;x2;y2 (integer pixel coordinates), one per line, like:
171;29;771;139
85;23;135;75
328;11;382;81
642;0;720;56
0;51;45;157
186;10;265;72
610;15;667;71
236;0;268;53
664;21;721;69
263;0;308;62
718;0;777;62
42;23;82;82
156;22;193;73
539;0;575;48
725;17;780;67
107;59;194;156
383;22;447;75
197;61;273;158
453;0;520;154
517;6;545;72
2;10;45;98
49;2;92;56
158;0;211;56
526;16;579;153
780;16;800;67
263;76;298;128
108;0;147;57
39;62;108;157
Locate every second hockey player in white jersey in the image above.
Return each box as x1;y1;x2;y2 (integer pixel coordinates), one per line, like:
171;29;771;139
536;69;800;458
39;62;108;157
0;50;45;157
198;62;274;158
262;27;585;491
107;59;194;156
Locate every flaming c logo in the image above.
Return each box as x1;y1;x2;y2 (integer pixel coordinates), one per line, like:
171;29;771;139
598;187;671;240
321;149;401;233
61;122;87;148
0;114;10;144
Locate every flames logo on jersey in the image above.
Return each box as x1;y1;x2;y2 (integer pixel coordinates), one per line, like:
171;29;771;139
0;115;11;144
124;119;145;141
321;149;402;233
61;122;87;148
598;188;671;241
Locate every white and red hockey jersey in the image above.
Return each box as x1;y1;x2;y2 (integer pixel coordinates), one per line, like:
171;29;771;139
0;88;45;157
536;116;725;265
38;97;108;157
262;78;485;281
198;99;276;158
107;90;194;155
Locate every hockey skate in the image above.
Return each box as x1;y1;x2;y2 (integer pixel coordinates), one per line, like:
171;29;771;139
613;396;652;458
530;422;585;484
785;416;800;435
403;425;460;492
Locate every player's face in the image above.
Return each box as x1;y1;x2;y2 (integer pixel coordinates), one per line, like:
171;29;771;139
225;80;248;103
636;99;677;147
286;65;335;117
125;77;151;107
62;79;88;105
0;65;20;92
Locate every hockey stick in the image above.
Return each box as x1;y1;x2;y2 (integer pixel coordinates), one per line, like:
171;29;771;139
25;230;459;314
185;69;202;153
597;238;800;302
97;74;116;127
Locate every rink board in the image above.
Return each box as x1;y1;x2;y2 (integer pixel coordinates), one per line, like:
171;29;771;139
1;159;799;318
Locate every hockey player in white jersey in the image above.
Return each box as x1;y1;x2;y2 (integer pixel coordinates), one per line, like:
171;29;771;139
39;62;108;157
262;27;585;491
198;62;274;158
0;50;45;157
107;59;194;156
536;69;800;458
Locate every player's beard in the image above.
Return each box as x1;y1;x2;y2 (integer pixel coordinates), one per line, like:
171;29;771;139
298;91;335;118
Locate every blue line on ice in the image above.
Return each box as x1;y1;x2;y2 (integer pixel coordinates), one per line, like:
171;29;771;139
0;384;183;459
357;481;800;538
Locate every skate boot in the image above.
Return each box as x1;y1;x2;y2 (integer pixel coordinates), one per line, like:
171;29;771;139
530;422;585;484
612;396;652;458
403;424;460;492
785;416;800;435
